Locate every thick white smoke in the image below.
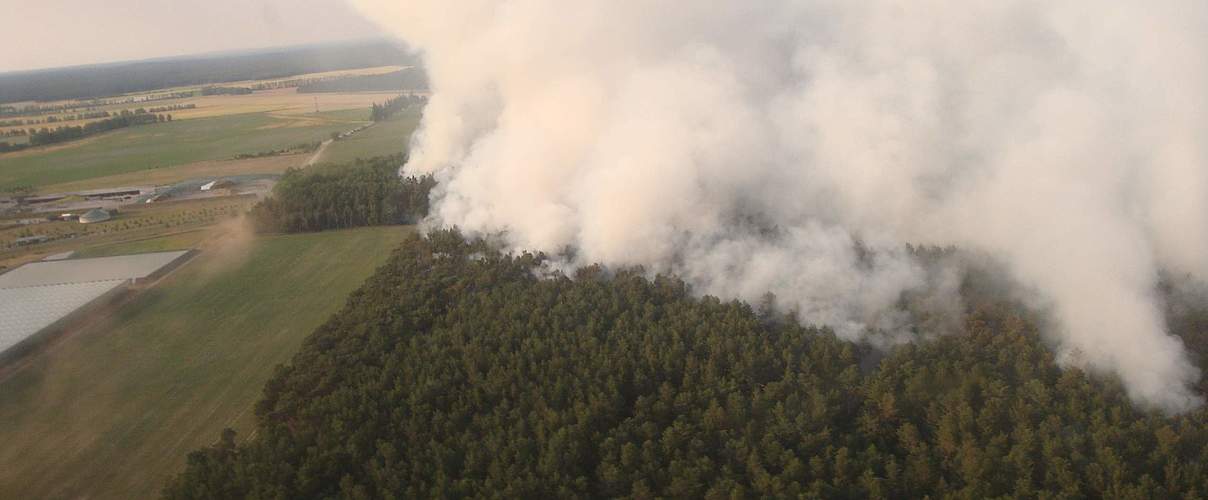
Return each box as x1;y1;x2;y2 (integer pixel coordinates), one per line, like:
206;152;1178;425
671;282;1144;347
353;0;1208;412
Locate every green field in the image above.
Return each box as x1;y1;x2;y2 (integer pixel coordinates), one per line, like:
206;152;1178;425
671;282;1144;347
0;109;369;190
72;229;213;259
320;106;421;164
0;226;412;499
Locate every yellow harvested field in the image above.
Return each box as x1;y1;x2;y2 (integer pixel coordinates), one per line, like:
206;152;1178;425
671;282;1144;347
171;89;404;120
0;91;397;134
41;155;307;193
0;66;413;134
191;65;407;90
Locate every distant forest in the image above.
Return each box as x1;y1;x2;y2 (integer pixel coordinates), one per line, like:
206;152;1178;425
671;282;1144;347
296;68;429;94
0;40;418;104
165;231;1208;499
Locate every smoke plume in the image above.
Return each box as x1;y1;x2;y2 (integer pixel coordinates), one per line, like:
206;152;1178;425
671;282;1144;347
352;0;1208;412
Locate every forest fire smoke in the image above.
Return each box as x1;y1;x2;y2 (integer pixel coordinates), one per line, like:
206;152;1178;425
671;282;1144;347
353;0;1208;412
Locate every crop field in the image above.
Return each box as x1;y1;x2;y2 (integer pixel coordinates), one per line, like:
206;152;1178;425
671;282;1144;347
163;89;398;121
321;105;424;165
0;226;413;499
40;155;305;193
0;65;405;134
72;229;214;259
0;109;370;190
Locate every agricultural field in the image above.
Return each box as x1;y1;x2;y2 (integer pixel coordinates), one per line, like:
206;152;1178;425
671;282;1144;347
0;109;371;190
160;88;401;121
0;196;258;271
0;226;413;499
72;229;214;259
40;155;304;193
0;65;405;135
320;105;424;165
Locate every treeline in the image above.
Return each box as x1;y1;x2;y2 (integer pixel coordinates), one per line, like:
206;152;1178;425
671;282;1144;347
230;141;321;160
249;155;435;233
44;111;110;123
200;86;253;96
0;39;417;104
1;95;195;120
28;112;169;147
146;104;195;113
165;231;1208;499
370;95;424;122
296;68;429;94
0;105;194;137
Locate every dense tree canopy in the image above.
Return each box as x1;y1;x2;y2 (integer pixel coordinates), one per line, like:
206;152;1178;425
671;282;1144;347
165;231;1208;499
249;155;435;234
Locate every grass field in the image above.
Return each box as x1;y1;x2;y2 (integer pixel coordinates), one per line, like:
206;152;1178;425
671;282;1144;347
0;109;368;190
0;66;406;135
166;89;396;122
40;155;304;193
320;105;423;165
72;229;214;259
0;226;412;499
1;196;255;252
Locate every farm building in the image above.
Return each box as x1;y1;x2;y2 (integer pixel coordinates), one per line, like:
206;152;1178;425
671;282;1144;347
0;250;194;360
78;208;112;224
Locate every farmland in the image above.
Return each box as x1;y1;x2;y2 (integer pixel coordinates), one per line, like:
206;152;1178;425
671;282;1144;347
0;196;259;272
0;65;406;134
321;104;424;165
0;108;372;190
39;154;304;193
0;51;428;499
0;226;413;499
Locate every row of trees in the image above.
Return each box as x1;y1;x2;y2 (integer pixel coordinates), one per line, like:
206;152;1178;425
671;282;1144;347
370;95;423;122
146;103;196;113
44;110;111;123
248;154;435;233
230;141;321;160
1;103;196;127
200;86;253;96
28;113;169;147
1;105;196;141
165;230;1208;499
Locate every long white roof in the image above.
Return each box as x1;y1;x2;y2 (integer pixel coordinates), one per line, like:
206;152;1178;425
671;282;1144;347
0;281;127;353
0;251;189;289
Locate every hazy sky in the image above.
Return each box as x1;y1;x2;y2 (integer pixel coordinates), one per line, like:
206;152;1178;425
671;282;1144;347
0;0;384;73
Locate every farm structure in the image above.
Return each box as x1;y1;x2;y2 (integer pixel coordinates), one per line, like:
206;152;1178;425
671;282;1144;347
0;250;194;360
